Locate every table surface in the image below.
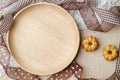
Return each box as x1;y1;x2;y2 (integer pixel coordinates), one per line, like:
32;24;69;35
0;0;120;80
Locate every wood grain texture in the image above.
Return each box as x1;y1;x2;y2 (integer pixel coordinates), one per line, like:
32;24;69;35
7;3;80;75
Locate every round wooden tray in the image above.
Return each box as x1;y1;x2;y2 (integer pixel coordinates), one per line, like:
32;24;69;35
7;3;80;75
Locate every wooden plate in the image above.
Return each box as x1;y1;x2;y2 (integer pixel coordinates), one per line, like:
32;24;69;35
7;3;80;75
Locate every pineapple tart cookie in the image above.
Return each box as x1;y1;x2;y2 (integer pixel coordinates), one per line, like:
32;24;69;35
82;36;99;52
103;45;118;61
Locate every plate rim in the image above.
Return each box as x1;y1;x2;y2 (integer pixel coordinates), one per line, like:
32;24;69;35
6;2;80;75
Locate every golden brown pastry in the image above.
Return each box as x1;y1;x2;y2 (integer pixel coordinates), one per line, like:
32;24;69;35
82;36;99;52
103;45;118;61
